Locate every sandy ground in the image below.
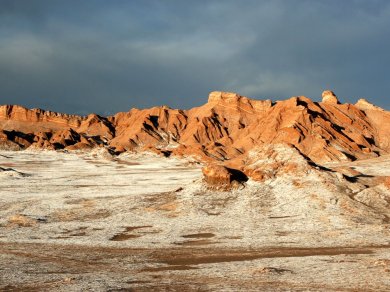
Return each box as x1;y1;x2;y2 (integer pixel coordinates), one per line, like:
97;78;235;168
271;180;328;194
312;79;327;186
1;149;389;291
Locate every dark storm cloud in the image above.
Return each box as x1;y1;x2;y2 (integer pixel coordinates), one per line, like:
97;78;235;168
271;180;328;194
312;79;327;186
0;0;389;115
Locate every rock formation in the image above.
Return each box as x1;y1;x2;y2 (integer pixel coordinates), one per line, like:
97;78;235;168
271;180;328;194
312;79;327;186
0;105;113;150
321;90;340;104
202;164;248;189
1;90;390;182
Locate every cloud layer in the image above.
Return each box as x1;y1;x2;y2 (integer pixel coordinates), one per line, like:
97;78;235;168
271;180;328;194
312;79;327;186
1;0;389;114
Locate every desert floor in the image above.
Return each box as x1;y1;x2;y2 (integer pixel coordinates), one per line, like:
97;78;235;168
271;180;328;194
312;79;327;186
1;150;389;291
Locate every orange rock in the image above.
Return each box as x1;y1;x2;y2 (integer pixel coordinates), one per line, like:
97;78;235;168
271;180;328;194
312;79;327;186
1;90;390;182
66;142;93;151
202;165;232;186
321;90;340;104
50;129;80;147
245;168;272;182
78;114;114;139
355;98;384;111
0;130;7;141
0;130;21;150
384;177;390;189
333;167;362;178
202;164;248;188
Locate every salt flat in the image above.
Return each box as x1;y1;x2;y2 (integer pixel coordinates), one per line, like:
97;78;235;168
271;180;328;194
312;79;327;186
1;150;389;291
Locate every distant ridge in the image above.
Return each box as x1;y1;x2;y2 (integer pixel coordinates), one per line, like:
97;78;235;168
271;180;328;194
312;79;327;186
1;90;390;180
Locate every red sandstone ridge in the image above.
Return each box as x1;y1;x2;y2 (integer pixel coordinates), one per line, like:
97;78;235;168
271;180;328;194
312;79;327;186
1;90;390;179
0;105;114;150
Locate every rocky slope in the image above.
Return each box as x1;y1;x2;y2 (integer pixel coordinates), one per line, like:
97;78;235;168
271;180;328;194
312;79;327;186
1;90;390;181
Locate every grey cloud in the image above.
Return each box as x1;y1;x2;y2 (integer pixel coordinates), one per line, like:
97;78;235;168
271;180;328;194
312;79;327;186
0;0;389;115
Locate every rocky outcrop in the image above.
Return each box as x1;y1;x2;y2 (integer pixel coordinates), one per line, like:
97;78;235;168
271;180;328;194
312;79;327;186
0;105;82;130
0;105;113;150
355;98;383;111
1;90;390;182
354;99;390;150
321;90;339;104
202;165;232;187
238;144;314;182
0;130;21;150
333;166;362;178
202;164;248;189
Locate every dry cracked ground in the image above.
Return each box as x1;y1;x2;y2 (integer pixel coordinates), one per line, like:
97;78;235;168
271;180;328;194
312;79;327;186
0;149;390;291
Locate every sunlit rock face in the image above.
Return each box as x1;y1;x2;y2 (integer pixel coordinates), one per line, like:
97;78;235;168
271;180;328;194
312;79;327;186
321;90;340;104
1;90;390;181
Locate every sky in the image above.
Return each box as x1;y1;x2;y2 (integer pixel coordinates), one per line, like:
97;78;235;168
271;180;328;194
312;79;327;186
0;0;389;115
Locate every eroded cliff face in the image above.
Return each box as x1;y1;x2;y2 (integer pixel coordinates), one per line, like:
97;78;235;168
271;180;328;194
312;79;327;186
0;105;114;150
1;90;389;180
